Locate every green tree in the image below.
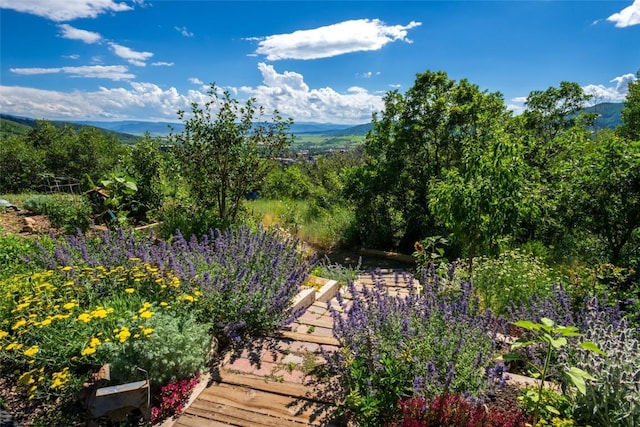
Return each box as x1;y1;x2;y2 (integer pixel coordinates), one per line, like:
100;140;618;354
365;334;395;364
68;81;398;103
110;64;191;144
618;72;640;141
123;133;166;218
345;70;511;251
172;84;293;225
0;135;45;193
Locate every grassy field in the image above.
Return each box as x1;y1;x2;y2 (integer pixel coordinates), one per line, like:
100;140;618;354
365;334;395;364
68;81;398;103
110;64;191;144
292;134;365;153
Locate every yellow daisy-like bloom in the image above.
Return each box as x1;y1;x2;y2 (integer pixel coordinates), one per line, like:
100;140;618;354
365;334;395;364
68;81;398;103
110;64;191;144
14;302;30;311
138;302;152;313
133;333;140;339
116;327;131;343
39;318;52;327
194;290;203;297
63;302;77;310
18;371;35;386
91;308;108;319
24;345;39;357
81;346;97;356
5;342;23;351
142;328;153;336
89;337;101;347
159;302;168;307
182;295;195;302
61;266;73;271
124;288;135;294
12;319;27;330
0;330;8;340
77;313;92;323
50;367;70;390
139;310;154;319
128;257;141;262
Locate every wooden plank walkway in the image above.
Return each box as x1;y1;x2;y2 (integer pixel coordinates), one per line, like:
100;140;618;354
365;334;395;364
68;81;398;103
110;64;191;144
173;269;417;427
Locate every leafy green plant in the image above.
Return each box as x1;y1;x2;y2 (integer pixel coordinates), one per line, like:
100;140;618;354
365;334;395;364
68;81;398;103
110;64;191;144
24;194;91;233
503;317;605;426
466;250;561;315
518;386;572;423
103;311;211;388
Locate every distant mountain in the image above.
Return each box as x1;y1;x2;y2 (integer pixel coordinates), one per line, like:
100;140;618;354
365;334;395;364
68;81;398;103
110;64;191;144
73;120;355;136
326;122;373;136
583;102;624;129
72;120;184;136
0;114;140;144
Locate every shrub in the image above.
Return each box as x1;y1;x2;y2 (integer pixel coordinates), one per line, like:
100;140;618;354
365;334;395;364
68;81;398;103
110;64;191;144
0;234;43;279
24;194;91;233
36;226;312;343
566;302;640;427
328;266;501;427
103;311;211;388
390;393;527;427
465;249;562;315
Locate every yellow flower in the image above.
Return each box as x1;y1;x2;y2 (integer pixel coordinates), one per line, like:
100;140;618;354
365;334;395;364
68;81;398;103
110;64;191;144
124;288;135;294
14;302;30;311
139;310;154;319
138;302;152;312
128;257;141;262
61;266;73;271
182;295;195;302
81;346;96;356
39;318;52;327
18;371;35;386
50;367;70;390
0;330;8;340
12;319;27;330
63;302;77;310
133;333;140;339
142;328;153;336
89;337;101;347
116;327;131;343
159;302;168;307
5;342;23;351
24;345;39;357
91;308;108;319
77;313;92;323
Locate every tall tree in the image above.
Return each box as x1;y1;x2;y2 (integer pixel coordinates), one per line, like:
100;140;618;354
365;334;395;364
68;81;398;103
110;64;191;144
345;70;512;251
618;72;640;141
172;85;293;225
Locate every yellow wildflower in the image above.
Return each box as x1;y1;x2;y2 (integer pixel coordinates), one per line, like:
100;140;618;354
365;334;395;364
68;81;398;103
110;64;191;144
24;345;39;357
159;302;168;307
50;368;70;390
0;330;8;340
81;346;96;356
61;266;73;271
14;302;30;311
143;328;153;336
6;342;23;351
139;310;154;319
18;371;35;386
182;295;195;302
91;308;108;319
77;313;92;323
133;334;140;339
124;288;135;294
63;302;77;310
12;319;27;330
39;318;52;327
116;327;131;343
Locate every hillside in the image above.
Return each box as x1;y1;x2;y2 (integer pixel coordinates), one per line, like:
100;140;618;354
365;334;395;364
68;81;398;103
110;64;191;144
584;102;624;129
0;114;140;144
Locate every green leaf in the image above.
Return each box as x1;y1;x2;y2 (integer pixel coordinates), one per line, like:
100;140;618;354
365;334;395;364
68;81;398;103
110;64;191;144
512;320;541;331
501;352;521;361
546;405;560;415
579;341;606;356
511;339;535;350
540;317;555;327
550;337;567;349
566;366;595;395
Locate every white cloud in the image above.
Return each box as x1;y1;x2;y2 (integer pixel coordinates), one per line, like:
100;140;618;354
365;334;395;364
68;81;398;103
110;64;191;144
0;0;132;22
189;77;203;85
236;63;383;123
63;54;81;60
1;63;383;124
58;24;102;44
389;84;402;89
0;83;196;121
10;65;134;81
607;0;640;28
175;26;194;37
583;73;637;102
109;42;153;66
253;18;422;60
151;61;174;67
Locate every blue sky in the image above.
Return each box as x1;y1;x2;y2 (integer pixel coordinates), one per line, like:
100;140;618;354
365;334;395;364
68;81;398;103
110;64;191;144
1;0;638;124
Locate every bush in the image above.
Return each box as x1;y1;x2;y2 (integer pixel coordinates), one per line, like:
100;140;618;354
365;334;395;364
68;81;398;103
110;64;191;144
465;250;562;315
328;266;501;427
0;234;43;279
103;312;211;388
158;199;224;240
24;194;91;233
